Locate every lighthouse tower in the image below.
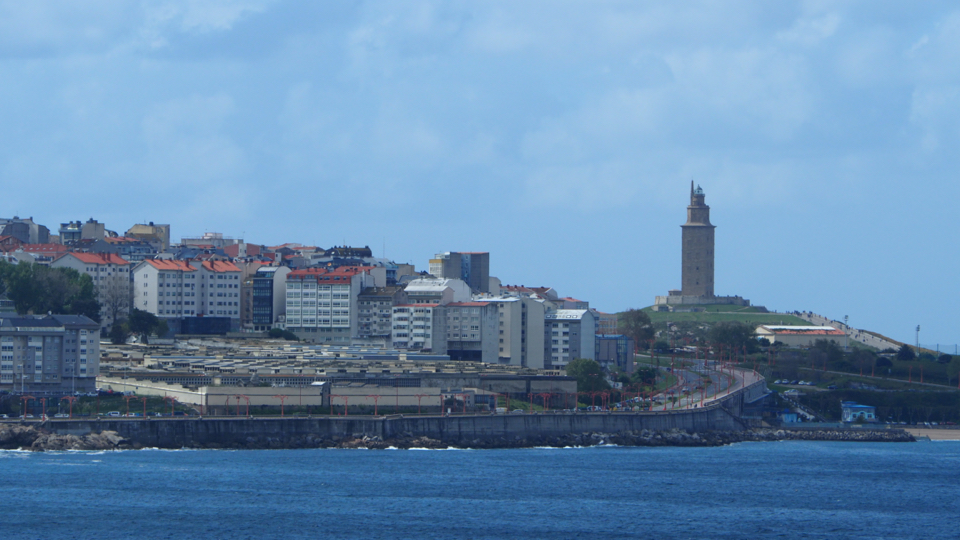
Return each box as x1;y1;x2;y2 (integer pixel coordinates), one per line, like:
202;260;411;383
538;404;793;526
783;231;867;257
681;181;715;297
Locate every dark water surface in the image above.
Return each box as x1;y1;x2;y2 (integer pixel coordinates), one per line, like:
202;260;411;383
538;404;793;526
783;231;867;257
2;441;958;539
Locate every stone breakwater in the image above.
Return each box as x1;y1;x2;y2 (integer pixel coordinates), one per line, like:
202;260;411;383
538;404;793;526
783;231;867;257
2;423;913;451
1;424;130;451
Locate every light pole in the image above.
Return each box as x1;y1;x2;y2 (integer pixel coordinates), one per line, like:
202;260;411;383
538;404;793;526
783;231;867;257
844;315;849;351
61;396;77;419
273;395;288;417
916;325;920;355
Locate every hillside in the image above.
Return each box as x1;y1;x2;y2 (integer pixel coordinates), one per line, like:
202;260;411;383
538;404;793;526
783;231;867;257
642;306;809;326
632;306;810;347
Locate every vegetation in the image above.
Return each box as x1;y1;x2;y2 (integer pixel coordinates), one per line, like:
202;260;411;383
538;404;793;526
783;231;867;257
897;344;916;361
565;358;610;393
108;309;170;344
0;260;100;321
618;309;654;348
708;321;759;354
268;328;300;341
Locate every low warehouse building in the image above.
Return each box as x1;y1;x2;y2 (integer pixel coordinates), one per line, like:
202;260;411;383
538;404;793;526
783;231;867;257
755;325;845;348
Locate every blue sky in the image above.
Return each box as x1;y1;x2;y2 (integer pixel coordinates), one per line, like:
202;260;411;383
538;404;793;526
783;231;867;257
1;1;957;346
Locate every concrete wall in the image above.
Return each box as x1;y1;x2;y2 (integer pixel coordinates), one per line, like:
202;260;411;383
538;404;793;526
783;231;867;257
44;404;745;448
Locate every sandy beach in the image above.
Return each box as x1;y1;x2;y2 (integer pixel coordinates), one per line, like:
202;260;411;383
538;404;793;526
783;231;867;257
904;428;960;440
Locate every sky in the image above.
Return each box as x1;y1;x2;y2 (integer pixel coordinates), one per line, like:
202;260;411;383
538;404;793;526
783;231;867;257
1;1;958;346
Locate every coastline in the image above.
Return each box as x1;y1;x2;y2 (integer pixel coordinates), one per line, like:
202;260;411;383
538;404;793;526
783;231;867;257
1;423;914;451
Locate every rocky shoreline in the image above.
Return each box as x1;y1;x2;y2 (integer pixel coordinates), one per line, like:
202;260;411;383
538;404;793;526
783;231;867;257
1;423;915;451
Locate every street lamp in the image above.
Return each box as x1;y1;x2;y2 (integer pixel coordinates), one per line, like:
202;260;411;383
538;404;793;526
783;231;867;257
844;315;849;351
916;325;920;354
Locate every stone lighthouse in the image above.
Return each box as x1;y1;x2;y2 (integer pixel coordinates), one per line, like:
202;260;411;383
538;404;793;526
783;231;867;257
654;182;750;308
681;181;715;297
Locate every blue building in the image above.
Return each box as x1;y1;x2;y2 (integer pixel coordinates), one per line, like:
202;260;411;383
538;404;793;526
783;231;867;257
841;401;877;423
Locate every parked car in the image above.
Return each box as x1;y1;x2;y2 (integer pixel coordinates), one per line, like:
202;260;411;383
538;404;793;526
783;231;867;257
54;413;69;418
106;411;121;417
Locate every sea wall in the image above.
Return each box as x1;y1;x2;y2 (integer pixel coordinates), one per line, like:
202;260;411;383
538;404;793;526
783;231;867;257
33;404;745;449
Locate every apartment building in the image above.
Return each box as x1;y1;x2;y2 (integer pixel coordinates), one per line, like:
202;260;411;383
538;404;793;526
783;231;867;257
483;296;546;369
544;309;597;369
357;286;407;344
403;277;471;305
445;301;498;362
284;266;381;343
52;252;131;330
0;314;101;394
428;251;491;293
132;260;199;319
251;266;291;331
391;304;447;353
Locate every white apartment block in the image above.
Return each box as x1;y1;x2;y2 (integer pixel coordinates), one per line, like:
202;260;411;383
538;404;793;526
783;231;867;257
52;252;132;329
391;304;447;353
133;260;198;318
544;309;597;369
403;277;471;305
284;266;381;343
132;260;242;321
192;261;243;319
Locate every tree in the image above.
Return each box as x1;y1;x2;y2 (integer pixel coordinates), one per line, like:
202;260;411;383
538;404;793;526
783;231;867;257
708;321;758;354
110;319;131;345
565;358;610;393
618;309;653;349
631;367;658;386
897;344;915;361
0;260;100;320
875;357;893;368
127;308;163;344
98;279;131;330
938;354;953;365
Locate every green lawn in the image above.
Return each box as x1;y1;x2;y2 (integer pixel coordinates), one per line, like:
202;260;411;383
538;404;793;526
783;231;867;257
644;309;809;326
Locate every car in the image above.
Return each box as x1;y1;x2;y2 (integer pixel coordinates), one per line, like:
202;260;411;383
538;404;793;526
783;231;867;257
106;411;121;417
510;409;525;414
54;413;69;418
791;380;799;385
22;414;34;418
0;414;8;419
827;385;837;390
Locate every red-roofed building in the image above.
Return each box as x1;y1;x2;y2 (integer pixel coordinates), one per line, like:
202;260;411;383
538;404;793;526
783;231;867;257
132;259;198;324
754;325;846;348
52;252;132;329
20;243;69;263
284;266;385;343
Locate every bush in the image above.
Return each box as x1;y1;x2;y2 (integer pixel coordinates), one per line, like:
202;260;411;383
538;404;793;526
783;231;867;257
268;328;300;341
896;344;915;361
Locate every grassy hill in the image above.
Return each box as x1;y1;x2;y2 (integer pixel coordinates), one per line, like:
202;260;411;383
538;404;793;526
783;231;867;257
641;306;809;326
628;305;810;347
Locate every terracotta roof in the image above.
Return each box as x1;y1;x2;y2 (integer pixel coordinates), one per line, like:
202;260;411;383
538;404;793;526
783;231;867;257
201;261;241;273
104;236;141;244
58;252;130;265
21;244;68;253
288;266;373;282
142;260;196;272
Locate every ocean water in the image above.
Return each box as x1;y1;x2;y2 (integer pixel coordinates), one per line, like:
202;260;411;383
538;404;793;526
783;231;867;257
1;441;958;539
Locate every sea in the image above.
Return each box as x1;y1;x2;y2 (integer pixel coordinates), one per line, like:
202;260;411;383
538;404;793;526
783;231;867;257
1;441;958;539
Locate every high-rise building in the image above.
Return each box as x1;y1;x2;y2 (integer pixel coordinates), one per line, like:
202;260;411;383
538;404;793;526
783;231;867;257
429;251;491;293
